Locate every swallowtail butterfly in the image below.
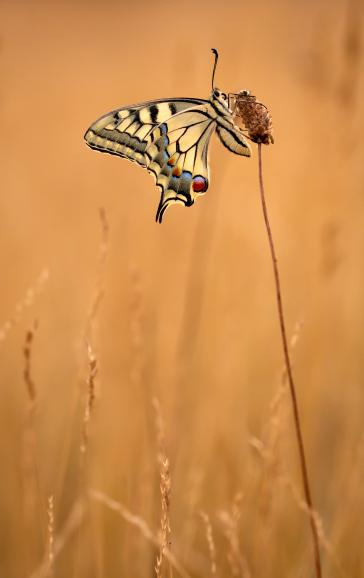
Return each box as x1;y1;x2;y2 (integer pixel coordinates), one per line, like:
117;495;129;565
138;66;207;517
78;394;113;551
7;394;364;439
84;49;251;223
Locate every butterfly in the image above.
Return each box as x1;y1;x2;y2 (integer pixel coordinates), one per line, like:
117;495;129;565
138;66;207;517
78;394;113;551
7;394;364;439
84;49;251;223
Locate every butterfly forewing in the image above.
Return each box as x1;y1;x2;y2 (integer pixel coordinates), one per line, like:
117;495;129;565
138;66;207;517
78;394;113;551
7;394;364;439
216;124;251;156
84;98;205;168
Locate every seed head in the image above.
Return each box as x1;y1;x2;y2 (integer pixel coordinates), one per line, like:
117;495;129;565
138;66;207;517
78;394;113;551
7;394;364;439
232;90;274;145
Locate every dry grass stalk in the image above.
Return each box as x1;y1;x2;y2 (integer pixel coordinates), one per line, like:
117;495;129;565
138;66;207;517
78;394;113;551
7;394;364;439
250;320;305;481
22;320;42;571
155;456;171;578
73;210;108;576
90;489;155;541
249;322;304;572
218;493;251;578
252;321;304;462
29;499;86;578
23;320;39;406
81;209;108;454
152;397;172;578
199;511;217;575
250;448;342;576
0;269;49;346
278;319;304;388
256;143;322;578
80;342;98;454
90;490;190;578
85;207;109;342
46;495;55;577
281;475;347;578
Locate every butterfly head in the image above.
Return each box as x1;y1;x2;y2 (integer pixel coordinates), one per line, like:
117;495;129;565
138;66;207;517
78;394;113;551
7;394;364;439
210;88;230;111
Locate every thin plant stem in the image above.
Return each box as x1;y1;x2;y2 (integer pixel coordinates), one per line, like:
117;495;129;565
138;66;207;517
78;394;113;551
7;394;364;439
257;143;322;578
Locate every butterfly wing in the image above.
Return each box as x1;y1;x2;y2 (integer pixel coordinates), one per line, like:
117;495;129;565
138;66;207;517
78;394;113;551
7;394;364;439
84;98;205;167
144;104;216;222
85;95;251;222
215;122;251;156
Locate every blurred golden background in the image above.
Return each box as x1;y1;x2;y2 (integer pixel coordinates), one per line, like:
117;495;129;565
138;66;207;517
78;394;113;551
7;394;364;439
0;0;363;577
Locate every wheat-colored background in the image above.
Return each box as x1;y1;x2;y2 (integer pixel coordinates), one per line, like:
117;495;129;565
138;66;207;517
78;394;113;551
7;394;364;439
0;1;363;577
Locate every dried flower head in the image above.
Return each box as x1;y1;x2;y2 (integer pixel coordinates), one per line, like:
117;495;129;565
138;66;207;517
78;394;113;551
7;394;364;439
231;90;274;145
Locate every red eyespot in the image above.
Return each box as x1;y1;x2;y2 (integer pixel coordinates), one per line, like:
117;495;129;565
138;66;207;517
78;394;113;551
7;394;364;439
192;176;208;193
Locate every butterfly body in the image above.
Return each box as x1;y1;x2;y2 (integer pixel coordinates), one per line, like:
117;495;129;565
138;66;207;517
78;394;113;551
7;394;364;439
85;88;251;222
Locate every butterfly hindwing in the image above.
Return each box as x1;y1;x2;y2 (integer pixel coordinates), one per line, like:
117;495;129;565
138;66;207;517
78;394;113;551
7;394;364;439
145;104;216;222
84;98;205;168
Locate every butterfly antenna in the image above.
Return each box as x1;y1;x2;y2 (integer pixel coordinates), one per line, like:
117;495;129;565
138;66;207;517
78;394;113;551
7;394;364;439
211;48;219;90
